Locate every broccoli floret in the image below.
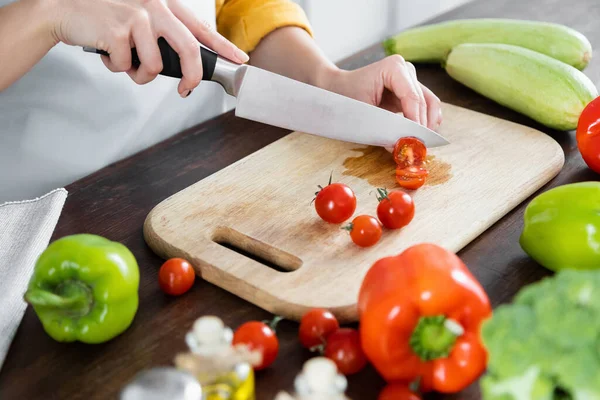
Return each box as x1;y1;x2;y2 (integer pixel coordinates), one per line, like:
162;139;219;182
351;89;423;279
480;269;600;400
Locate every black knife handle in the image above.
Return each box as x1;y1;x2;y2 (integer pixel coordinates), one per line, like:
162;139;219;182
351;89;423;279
88;37;217;80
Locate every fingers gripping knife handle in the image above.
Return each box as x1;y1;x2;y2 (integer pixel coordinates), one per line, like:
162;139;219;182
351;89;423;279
82;37;239;92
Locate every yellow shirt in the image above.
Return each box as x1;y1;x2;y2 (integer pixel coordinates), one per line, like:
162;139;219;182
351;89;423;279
215;0;314;53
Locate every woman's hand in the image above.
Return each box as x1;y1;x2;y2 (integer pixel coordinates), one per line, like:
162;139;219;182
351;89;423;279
322;55;442;131
52;0;249;97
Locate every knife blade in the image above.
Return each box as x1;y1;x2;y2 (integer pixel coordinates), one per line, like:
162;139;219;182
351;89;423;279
83;39;449;148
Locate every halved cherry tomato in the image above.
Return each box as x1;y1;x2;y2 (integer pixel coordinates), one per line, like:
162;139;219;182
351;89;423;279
324;328;368;375
576;96;600;174
232;317;281;370
343;215;382;247
298;308;340;349
376;188;415;229
313;174;357;224
395;165;429;190
393;137;427;168
378;383;422;400
158;258;196;296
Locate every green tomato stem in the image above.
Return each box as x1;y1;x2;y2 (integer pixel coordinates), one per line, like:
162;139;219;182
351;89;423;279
341;223;354;232
409;315;464;361
24;280;94;318
262;315;284;333
376;188;390;202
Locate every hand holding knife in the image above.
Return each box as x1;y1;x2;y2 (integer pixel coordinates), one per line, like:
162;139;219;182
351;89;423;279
84;39;449;149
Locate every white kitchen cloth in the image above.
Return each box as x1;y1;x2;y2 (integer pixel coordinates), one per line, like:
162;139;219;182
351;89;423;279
0;188;67;371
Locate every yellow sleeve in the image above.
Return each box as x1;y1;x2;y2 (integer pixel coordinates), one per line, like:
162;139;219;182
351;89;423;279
216;0;314;54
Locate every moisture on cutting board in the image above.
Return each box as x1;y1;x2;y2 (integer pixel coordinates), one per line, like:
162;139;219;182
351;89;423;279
341;146;452;188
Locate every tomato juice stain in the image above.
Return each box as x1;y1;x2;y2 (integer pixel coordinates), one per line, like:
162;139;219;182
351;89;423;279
341;146;452;188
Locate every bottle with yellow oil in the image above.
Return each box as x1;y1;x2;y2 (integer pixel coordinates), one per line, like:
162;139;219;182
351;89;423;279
174;315;260;400
274;357;350;400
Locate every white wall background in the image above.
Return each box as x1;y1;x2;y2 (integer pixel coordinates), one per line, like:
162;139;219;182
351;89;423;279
293;0;472;62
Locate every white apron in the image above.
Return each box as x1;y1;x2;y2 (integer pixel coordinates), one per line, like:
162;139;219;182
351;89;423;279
0;0;229;203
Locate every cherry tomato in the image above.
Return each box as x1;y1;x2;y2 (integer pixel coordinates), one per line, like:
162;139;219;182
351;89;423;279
393;137;427;168
576;96;600;174
376;188;415;229
298;308;340;349
158;258;196;296
232;317;280;370
313;173;357;224
324;328;368;375
395;165;429;190
378;383;422;400
343;215;382;247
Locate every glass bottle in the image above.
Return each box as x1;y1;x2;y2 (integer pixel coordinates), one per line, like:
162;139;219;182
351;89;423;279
175;315;259;400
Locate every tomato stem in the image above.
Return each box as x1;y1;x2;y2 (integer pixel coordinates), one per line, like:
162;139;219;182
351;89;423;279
409;315;463;361
376;188;390;202
341;222;354;232
309;343;326;354
310;171;333;205
263;315;284;333
408;377;421;393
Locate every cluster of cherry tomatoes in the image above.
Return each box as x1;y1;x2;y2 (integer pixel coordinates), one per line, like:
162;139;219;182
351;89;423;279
155;262;422;398
313;137;427;248
229;308;367;375
230;308;422;399
314;178;416;248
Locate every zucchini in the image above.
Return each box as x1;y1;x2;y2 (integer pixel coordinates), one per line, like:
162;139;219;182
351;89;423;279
444;43;598;131
384;19;592;70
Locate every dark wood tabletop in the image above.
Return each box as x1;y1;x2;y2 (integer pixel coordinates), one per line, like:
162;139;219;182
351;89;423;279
1;0;599;398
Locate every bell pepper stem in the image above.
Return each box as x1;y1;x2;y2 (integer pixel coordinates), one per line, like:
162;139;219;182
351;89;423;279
409;315;464;361
24;280;93;318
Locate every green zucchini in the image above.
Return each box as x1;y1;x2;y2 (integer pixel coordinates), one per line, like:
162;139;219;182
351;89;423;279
384;19;592;70
444;43;598;131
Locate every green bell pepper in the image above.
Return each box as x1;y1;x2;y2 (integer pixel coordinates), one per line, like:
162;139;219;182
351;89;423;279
24;234;140;343
520;181;600;272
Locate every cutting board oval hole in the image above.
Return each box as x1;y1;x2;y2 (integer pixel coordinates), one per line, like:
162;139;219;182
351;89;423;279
212;226;302;273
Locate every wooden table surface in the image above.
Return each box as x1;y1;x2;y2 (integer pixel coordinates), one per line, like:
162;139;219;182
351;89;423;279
1;0;599;398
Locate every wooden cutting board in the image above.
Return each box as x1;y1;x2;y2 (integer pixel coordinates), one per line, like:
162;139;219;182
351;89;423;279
143;103;564;322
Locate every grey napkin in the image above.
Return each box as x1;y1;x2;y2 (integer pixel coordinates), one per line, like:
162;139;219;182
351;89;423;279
0;188;67;370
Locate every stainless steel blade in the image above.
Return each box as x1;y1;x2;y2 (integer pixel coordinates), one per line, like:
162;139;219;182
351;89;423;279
233;66;450;148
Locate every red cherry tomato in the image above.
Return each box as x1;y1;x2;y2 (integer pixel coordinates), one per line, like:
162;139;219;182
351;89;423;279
314;175;357;224
343;215;382;247
298;308;340;349
158;258;196;296
324;328;368;375
376;188;415;229
576;96;600;174
395;165;429;190
378;383;422;400
393;137;427;168
232;318;281;370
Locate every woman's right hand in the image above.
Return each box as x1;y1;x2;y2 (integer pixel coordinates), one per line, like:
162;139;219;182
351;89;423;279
51;0;248;97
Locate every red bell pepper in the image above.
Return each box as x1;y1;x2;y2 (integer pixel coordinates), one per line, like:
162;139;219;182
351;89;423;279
576;96;600;174
358;243;492;393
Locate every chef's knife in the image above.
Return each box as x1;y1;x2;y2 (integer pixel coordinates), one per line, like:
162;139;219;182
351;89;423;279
84;38;449;148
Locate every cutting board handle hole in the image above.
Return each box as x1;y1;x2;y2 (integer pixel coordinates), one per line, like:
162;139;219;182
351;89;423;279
212;226;302;273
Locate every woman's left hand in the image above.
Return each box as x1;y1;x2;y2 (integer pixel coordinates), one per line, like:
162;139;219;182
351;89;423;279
322;54;442;131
